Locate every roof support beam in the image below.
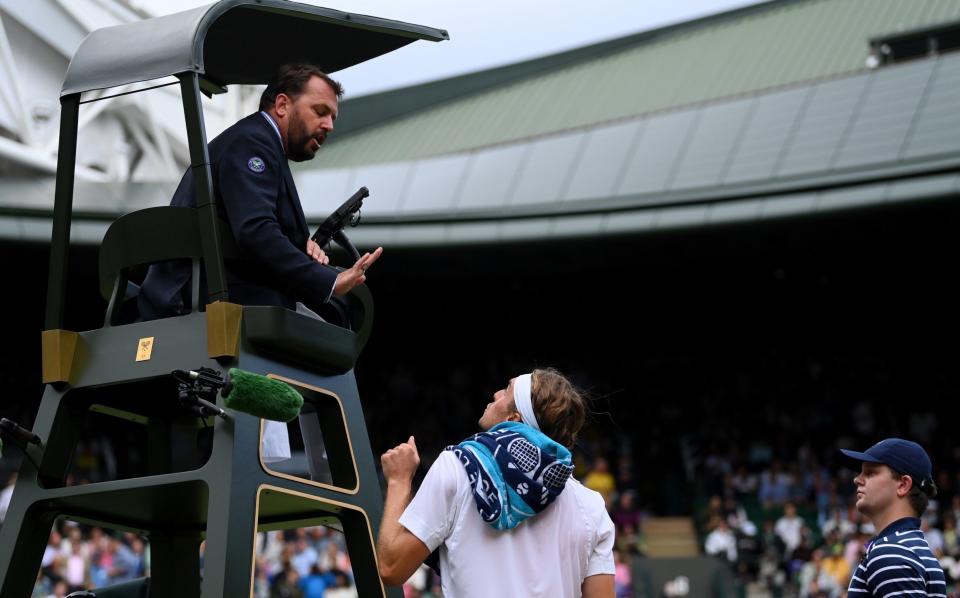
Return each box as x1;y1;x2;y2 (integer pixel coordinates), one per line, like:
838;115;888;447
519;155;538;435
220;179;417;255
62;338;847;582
0;12;35;146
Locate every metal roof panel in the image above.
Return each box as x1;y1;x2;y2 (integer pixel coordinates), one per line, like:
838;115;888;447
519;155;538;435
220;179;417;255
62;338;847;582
456;145;529;210
723;86;811;184
563;120;643;202
617;110;699;196
776;73;870;177
833;60;935;168
902;57;960;160
400;154;470;214
315;0;960;167
347;162;411;215
509;131;586;207
670;99;755;190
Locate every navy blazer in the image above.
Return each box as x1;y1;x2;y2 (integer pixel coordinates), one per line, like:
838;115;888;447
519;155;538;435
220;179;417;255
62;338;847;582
138;113;337;319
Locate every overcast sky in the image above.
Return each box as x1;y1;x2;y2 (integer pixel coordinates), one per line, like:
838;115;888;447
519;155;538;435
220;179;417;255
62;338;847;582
132;0;765;96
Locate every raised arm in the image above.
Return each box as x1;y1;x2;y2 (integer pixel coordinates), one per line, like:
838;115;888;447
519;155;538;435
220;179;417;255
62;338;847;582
376;436;431;586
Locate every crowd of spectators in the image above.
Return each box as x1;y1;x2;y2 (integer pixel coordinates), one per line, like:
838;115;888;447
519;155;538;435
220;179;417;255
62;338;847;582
252;528;357;598
696;442;960;597
0;476;357;597
24;519;147;598
3;442;640;598
2;340;957;598
5;512;358;597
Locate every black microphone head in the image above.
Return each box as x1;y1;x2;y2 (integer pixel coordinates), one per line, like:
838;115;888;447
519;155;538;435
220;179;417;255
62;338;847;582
221;369;303;422
0;418;41;446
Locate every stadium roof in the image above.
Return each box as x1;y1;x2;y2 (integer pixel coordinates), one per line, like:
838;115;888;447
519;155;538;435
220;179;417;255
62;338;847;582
280;49;960;246
1;0;958;246
314;0;960;167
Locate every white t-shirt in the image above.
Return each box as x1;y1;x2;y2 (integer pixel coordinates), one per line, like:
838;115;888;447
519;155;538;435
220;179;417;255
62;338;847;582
400;451;615;598
774;515;804;553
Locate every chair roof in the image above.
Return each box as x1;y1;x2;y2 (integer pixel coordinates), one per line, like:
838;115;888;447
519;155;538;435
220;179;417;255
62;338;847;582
61;0;448;96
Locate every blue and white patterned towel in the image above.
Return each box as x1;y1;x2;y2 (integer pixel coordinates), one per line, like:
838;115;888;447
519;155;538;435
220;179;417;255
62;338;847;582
445;421;574;530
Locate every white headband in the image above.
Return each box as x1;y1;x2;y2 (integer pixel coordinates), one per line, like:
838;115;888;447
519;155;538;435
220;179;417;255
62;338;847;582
513;373;540;431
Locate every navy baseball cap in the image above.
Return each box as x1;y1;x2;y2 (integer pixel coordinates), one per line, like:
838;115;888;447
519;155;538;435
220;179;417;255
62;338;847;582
841;438;934;489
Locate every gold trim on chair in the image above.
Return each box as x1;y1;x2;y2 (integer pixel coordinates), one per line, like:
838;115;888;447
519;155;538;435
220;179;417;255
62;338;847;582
206;301;242;358
41;329;81;384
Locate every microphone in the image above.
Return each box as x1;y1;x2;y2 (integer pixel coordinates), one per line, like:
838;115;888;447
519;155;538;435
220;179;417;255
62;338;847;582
0;418;42;447
221;368;303;423
172;369;227;419
311;186;368;248
171;368;303;422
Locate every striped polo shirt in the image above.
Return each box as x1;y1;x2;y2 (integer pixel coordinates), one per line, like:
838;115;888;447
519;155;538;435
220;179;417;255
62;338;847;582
848;517;946;598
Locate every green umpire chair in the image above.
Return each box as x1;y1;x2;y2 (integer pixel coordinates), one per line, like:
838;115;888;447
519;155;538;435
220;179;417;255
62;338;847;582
0;201;393;597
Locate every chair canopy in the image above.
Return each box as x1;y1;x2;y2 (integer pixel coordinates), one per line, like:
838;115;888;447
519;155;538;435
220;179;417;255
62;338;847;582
61;0;448;96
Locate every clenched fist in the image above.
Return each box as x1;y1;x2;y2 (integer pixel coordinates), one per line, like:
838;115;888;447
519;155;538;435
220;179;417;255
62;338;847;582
381;436;420;484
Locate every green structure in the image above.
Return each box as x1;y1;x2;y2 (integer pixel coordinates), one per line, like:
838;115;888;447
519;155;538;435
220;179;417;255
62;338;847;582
0;2;446;596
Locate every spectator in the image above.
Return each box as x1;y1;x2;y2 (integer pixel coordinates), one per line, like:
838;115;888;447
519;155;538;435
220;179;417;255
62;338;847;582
950;496;960;526
584;456;617;506
797;548;841;598
843;529;868;568
290;537;319;579
819;543;851;589
923;517;946;556
760;518;786;565
705;516;738;564
324;570;358;598
61;540;89;591
734;521;762;581
616;522;646;556
820;507;855;538
298;563;333;598
730;465;758;499
40;531;62;585
612;490;643;531
790;530;815;565
774;503;806;556
46;580;69;598
318;540;350;573
270;565;303;598
107;536;141;583
942;514;958;557
759;462;792;507
614;548;633;598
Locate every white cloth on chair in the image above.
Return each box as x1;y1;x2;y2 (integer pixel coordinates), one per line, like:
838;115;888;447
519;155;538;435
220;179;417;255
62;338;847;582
261;420;291;463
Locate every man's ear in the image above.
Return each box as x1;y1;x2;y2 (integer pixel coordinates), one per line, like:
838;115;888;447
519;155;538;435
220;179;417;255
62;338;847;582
274;93;290;118
506;411;522;423
896;474;914;498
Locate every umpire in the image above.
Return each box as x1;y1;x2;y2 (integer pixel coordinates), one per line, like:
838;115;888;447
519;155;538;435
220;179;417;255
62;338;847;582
139;64;380;320
841;438;946;597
